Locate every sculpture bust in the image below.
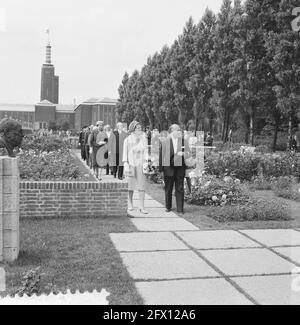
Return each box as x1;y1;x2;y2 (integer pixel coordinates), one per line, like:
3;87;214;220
0;118;24;157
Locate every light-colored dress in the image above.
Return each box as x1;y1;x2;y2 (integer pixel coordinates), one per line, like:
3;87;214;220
123;133;148;191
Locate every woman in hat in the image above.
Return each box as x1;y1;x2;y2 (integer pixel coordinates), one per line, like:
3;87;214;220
123;120;148;214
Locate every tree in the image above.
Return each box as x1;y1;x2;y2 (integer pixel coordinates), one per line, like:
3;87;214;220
59;120;70;131
210;0;240;143
170;18;196;128
117;72;132;123
48;121;58;131
231;0;279;145
188;8;216;132
266;0;300;148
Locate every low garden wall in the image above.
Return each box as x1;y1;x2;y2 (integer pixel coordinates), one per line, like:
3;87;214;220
20;181;128;218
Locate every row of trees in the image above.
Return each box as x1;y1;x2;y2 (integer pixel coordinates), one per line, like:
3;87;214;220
116;0;300;149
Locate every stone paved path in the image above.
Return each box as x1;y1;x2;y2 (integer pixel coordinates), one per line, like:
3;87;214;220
110;193;300;305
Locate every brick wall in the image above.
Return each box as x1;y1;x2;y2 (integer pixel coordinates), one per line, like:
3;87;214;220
20;181;128;218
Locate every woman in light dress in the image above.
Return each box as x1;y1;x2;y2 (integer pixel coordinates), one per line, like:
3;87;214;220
123;121;148;214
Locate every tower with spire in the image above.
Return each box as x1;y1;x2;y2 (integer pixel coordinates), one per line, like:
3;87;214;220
40;30;59;104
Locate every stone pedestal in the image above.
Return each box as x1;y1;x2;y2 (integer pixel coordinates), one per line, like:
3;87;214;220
0;157;19;262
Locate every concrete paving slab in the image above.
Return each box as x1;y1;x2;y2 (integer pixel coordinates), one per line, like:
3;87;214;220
128;208;179;219
133;193;153;200
202;248;297;276
136;279;252;305
274;247;300;265
233;275;300;305
110;232;189;252
131;200;164;208
176;230;261;250
240;229;300;247
120;251;218;280
131;218;199;232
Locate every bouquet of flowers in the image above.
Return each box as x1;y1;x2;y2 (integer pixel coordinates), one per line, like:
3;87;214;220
143;159;156;175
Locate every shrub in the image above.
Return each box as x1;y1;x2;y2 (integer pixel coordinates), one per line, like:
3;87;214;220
185;175;250;206
255;145;273;154
18;134;88;181
259;152;300;179
272;176;300;202
205;151;260;181
247;176;275;191
215;142;245;152
21;134;71;153
210;198;290;222
205;151;300;182
14;267;41;297
19;149;83;181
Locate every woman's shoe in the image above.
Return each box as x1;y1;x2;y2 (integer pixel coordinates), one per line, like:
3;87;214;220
139;209;149;215
128;206;134;212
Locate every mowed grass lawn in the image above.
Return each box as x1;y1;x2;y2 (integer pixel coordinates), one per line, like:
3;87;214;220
0;217;143;305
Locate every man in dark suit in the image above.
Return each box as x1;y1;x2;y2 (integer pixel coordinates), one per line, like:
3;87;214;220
79;126;87;161
159;124;191;215
110;122;128;180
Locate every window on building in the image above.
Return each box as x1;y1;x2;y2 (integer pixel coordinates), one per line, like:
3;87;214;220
39;122;48;129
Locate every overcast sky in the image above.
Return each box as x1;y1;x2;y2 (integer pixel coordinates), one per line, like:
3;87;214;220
0;0;223;105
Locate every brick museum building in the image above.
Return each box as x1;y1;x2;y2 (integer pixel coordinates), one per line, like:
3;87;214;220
0;40;118;131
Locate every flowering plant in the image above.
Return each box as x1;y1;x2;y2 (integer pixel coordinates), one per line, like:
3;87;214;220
185;175;250;206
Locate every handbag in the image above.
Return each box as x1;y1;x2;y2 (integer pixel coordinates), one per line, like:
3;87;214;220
124;138;135;177
124;163;135;177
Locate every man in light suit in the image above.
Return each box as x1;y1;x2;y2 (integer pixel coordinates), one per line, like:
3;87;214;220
159;124;191;215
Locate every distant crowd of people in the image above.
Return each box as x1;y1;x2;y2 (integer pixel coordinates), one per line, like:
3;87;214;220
79;121;128;181
37;129;73;137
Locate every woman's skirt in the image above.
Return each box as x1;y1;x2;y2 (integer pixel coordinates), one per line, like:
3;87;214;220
128;165;146;191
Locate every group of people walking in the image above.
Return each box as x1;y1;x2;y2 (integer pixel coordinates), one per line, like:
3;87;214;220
79;120;194;215
79;121;127;181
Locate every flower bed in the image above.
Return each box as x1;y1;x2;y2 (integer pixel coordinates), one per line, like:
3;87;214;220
18;135;88;181
185;175;249;206
272;176;300;203
21;134;72;153
19;150;87;181
210;199;290;222
184;175;291;222
205;151;300;182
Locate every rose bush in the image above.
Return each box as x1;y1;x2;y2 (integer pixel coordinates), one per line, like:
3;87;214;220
21;134;71;153
205;151;260;181
19;149;84;181
184;175;250;206
211;198;290;222
18;135;88;181
205;151;300;181
271;176;300;202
